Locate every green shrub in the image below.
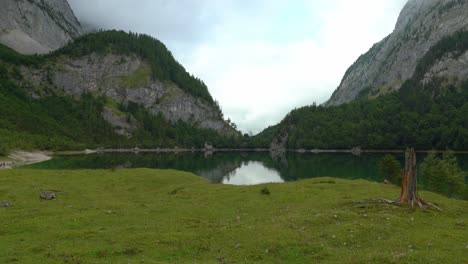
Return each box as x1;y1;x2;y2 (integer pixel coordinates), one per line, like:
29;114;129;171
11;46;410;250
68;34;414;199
378;155;402;185
260;187;271;195
420;150;465;198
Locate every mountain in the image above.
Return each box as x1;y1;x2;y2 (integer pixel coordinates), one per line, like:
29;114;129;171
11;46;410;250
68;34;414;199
327;0;468;106
0;31;239;153
252;0;468;151
0;0;83;55
0;1;239;154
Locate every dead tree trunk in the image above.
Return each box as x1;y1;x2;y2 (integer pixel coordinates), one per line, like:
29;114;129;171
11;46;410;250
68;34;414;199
394;148;424;207
381;147;440;210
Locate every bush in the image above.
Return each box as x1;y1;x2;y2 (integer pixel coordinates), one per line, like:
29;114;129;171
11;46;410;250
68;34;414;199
260;187;271;195
378;155;402;185
420;150;465;198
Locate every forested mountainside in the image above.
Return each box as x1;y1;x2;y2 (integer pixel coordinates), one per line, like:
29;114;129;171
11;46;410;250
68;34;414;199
327;0;468;106
0;0;83;54
252;31;468;150
0;31;240;155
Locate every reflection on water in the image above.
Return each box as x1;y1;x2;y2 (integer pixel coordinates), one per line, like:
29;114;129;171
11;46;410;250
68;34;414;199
24;151;468;186
222;161;284;185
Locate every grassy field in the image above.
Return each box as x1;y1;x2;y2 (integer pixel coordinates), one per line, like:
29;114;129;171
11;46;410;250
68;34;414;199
0;169;467;263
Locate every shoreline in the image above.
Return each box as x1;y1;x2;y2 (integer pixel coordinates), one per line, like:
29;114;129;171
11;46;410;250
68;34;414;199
55;148;468;155
0;151;52;170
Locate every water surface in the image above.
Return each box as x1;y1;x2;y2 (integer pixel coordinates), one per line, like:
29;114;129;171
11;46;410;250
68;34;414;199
25;151;468;186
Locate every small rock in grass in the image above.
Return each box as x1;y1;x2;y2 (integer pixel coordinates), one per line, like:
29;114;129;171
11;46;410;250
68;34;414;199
0;201;13;208
40;191;56;200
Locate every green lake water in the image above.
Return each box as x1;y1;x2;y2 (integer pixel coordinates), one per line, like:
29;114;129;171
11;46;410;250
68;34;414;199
24;152;468;186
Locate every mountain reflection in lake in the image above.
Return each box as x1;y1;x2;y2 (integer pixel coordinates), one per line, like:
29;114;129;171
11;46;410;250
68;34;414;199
24;151;468;186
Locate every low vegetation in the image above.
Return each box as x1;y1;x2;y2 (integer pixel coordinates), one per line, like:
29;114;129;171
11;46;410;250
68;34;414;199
117;63;151;88
420;151;467;199
378;155;402;185
0;169;466;263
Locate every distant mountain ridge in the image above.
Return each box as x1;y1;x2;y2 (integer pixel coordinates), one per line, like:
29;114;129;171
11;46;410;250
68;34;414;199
0;0;83;54
327;0;468;105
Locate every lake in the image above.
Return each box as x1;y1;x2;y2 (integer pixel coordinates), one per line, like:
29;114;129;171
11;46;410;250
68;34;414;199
24;151;468;186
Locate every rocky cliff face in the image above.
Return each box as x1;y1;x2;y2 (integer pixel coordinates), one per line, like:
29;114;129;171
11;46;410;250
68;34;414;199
22;53;236;136
327;0;468;106
0;0;83;54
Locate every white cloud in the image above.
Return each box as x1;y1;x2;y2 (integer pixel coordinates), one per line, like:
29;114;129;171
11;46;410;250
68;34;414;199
182;0;407;133
69;0;408;134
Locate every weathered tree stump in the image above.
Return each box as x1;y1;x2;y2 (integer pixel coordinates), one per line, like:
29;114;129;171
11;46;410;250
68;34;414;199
380;148;440;210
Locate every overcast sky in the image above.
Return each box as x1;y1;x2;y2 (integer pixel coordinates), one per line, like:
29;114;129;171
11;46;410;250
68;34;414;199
69;0;407;134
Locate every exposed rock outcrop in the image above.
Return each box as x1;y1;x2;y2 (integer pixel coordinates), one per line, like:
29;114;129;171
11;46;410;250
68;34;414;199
422;50;468;86
0;0;83;54
22;53;236;136
327;0;468;105
101;107;138;138
0;201;13;208
270;127;290;151
40;191;56;200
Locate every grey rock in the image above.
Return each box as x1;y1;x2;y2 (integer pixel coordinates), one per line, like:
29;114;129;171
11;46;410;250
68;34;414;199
327;0;468;106
270;127;290;151
40;191;57;200
351;147;362;156
0;0;83;54
0;201;13;208
22;53;237;136
423;50;468;85
204;143;214;151
101;107;137;138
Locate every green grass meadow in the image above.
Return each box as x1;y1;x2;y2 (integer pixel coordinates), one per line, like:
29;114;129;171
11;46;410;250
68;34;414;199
0;169;467;263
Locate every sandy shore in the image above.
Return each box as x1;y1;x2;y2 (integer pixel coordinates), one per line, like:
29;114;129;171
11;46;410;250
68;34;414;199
0;151;52;169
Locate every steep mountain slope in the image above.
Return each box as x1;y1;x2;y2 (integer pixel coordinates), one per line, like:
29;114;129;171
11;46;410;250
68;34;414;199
0;0;83;54
21;31;235;136
0;31;238;153
253;29;468;150
327;0;468;106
